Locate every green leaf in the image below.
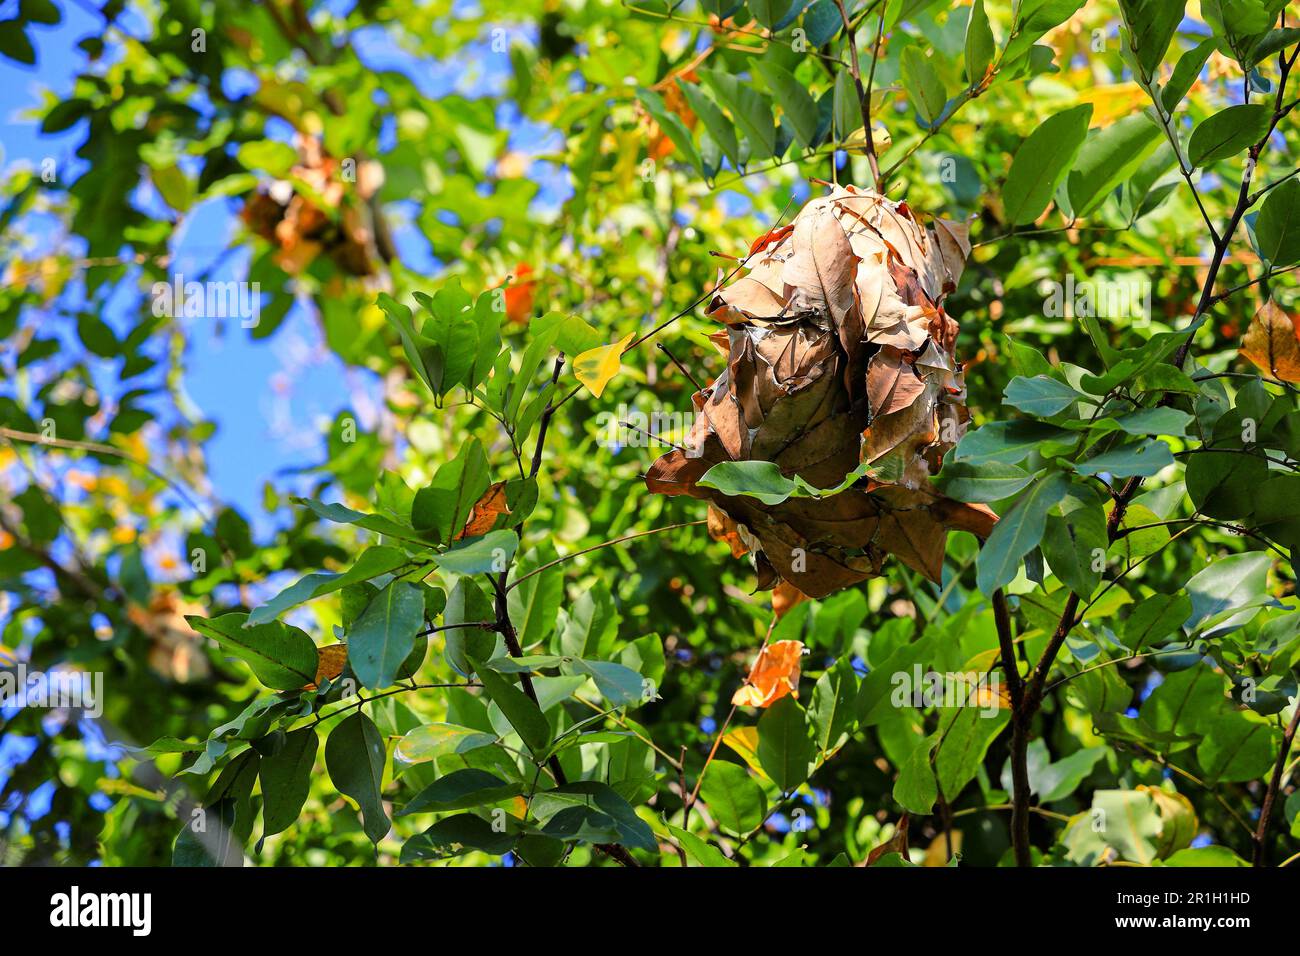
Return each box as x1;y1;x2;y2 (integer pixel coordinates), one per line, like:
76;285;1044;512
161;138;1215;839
832;69;861;142
1187;104;1272;167
559;586;620;658
1118;0;1184;79
403;814;517;858
259;726;318;839
699;761;767;835
540;781;655;850
508;545;563;648
1247;26;1300;67
976;471;1071;595
568;658;647;707
174;799;241;867
1037;746;1107;803
1003;104;1093;225
437;529;518;575
1091;789;1163;864
378;293;439;398
412;437;490;542
935;706;1010;801
700;68;776;160
395;722;496;764
1254;177;1300;267
803;0;842;46
756;58;818;149
698;459;796;504
953;420;1071;466
1067;114;1163;215
442;578;497;677
348;580;425;689
749;0;794;29
679;81;741;167
399;769;523;814
188;613;317;691
1186;449;1268;519
1004;374;1087;417
236;140;298;177
900;46;948;126
1111;406;1192;436
964;0;995;85
294;496;421;542
1197;711;1278;782
757;696;813;793
936;461;1036;503
1041;501;1106;598
1162;845;1250;867
1122;592;1192;650
248;545;410;625
668;823;736;866
1162;38;1218;110
1002;0;1086;63
325;712;390;844
636;86;703;175
1074;438;1173;478
413;284;480;398
1185;552;1274;637
893;734;938;814
811;657;858;753
1141;663;1225;737
475;662;552;757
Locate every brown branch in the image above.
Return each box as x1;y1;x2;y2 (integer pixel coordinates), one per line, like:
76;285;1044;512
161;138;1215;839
832;0;881;187
1253;703;1300;866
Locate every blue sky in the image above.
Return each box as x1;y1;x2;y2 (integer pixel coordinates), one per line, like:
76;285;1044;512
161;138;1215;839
0;6;385;528
0;2;588;530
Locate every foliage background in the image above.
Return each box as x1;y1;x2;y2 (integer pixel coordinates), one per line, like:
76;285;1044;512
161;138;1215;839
0;0;1297;867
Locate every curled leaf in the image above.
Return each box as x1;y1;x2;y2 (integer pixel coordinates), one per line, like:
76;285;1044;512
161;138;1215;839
732;639;804;708
457;481;511;540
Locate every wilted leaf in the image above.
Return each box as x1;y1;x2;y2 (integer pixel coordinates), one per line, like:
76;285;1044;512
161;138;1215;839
1240;300;1300;382
732;639;805;708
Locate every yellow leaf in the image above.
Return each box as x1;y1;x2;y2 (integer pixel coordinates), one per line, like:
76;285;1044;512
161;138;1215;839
573;332;635;397
721;726;768;780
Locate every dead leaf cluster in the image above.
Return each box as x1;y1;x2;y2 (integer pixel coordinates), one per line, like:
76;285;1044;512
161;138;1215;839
647;184;995;598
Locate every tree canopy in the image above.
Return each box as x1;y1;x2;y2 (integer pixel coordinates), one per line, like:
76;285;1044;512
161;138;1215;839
0;0;1298;870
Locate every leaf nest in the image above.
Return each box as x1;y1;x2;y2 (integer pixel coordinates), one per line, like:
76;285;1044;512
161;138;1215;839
646;183;996;598
240;134;388;277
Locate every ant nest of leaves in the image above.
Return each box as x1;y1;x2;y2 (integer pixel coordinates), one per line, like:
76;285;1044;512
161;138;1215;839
647;182;997;600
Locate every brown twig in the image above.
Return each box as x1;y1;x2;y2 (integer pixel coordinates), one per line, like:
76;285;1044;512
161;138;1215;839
1253;704;1300;866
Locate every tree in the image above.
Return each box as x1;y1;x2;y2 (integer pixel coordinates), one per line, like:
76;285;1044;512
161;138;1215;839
0;0;1297;869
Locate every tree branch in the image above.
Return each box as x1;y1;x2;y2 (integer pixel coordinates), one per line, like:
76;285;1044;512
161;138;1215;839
1253;703;1300;866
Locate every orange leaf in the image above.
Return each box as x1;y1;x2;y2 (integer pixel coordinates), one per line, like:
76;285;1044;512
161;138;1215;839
772;580;808;619
305;644;348;690
731;639;804;708
1240;300;1300;382
457;481;511;540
